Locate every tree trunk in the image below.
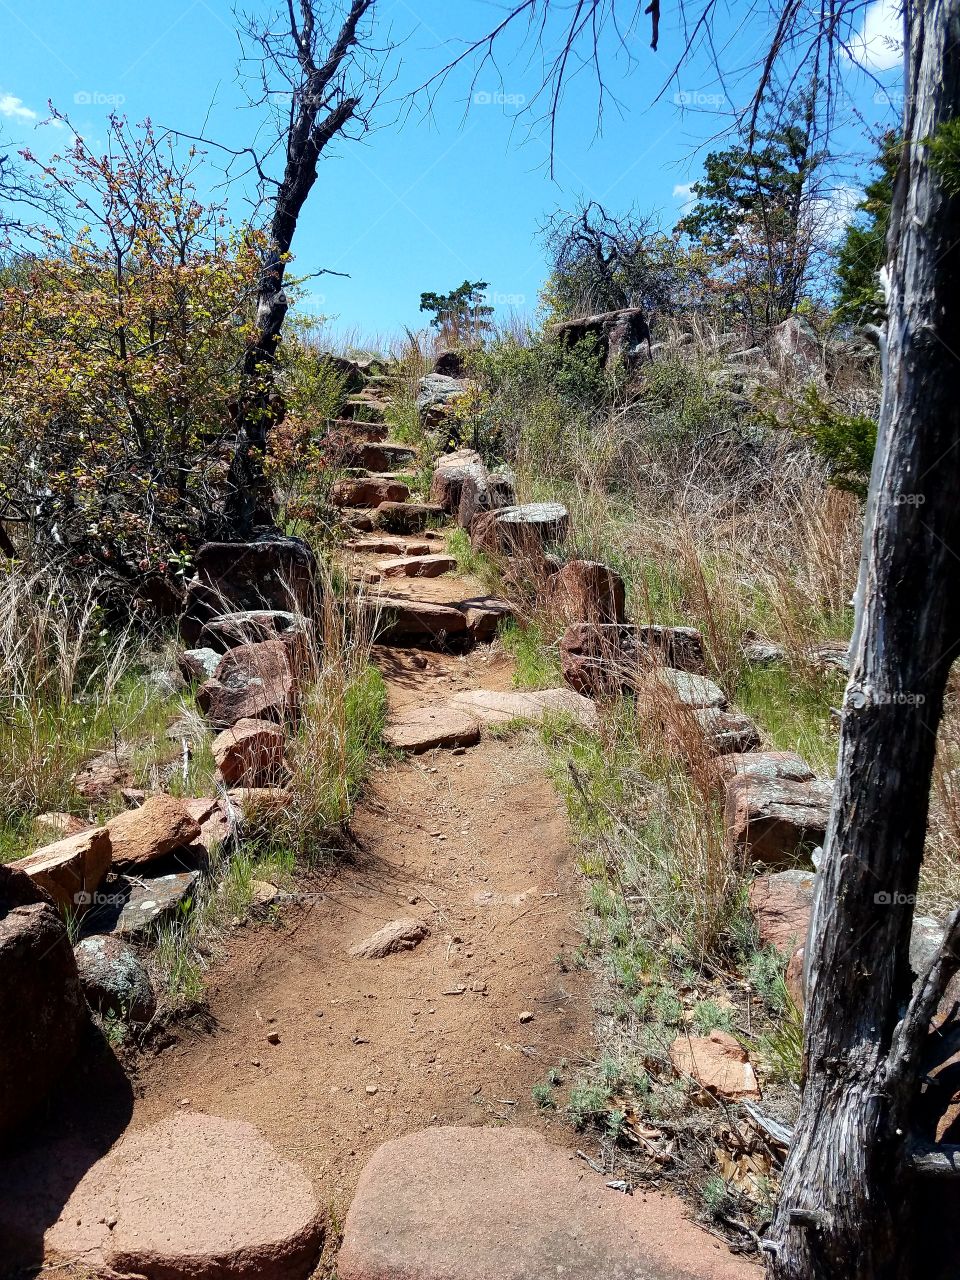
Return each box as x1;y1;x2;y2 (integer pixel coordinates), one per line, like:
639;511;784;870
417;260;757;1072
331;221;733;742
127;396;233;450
224;0;375;536
766;2;960;1277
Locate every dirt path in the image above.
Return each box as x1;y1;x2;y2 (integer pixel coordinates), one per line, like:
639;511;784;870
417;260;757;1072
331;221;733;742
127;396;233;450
122;554;592;1216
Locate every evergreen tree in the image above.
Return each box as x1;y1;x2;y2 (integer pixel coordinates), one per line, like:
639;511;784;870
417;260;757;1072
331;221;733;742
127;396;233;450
419;280;493;342
833;131;902;328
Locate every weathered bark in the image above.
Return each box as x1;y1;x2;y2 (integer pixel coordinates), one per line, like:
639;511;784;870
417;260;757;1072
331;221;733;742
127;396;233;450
225;0;376;535
766;3;960;1277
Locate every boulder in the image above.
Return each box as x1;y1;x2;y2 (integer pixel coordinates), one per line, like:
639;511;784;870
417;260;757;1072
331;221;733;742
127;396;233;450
44;1113;324;1280
748;869;815;952
669;1031;760;1101
349;918;430;958
716;751;815;785
337;1126;755;1280
368;597;468;647
346;442;416;473
636;625;707;674
434;349;469;377
383;706;481;753
0;866;86;1134
450;687;598;730
181;536;317;648
107;795;202;870
199;609;311;661
657;668;727;710
552;560;626;625
457;596;515;642
430;449;485;512
197;638;297;729
179;646;222;681
74;935;156;1023
11;827;112;914
376;554;456;579
490;502;569;554
213;718;287;787
332;477;410;508
551;306;652;372
726;774;834;866
416;373;467;429
182;797;232;854
694;707;762;755
771;314;818;366
560;622;643;697
742;639;788;666
374;501;444;534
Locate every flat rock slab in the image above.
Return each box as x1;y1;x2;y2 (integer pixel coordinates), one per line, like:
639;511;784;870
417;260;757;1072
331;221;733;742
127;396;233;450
44;1112;324;1280
368;596;468;646
748;869;815;952
377;554;456;579
450;688;598;729
669;1031;761;1101
338;1126;756;1280
349;918;430;958
657;668;727;710
82;870;200;940
383;705;481;753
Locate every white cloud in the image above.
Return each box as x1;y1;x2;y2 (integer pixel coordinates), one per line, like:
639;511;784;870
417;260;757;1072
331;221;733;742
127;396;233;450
847;0;904;71
673;182;695;212
0;92;38;124
807;184;861;242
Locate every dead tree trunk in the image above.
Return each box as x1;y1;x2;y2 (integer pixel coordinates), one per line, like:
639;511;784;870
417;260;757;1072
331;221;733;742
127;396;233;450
225;0;377;535
766;2;960;1276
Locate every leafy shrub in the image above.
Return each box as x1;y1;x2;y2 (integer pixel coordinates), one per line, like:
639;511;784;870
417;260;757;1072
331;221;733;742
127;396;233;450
768;383;876;497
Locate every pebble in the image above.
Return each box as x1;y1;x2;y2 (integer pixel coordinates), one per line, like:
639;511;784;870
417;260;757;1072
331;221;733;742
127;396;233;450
366;1084;378;1095
519;1010;534;1024
267;1031;281;1045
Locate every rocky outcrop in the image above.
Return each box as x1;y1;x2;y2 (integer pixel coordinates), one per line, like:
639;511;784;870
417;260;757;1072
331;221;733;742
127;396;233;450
11;827;112;914
456;596;515;642
43;1113;324;1280
551;306;652;372
338;1126;755;1280
416;373;468;430
0;866;86;1134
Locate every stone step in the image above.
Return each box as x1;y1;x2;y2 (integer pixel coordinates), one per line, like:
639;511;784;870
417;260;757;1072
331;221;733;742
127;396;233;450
347;442;416;473
450;687;598;729
365;596;468;647
382;706;481;753
342;396;388;423
332;477;410;508
326;418;388;443
345;538;432;556
337;1126;755;1280
374;554;456;580
373;501;445;534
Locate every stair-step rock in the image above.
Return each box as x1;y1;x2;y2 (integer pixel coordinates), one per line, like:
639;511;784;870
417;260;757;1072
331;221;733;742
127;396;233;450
373;501;444;534
337;1126;755;1280
342;394;388;423
456;596;516;642
367;596;468;646
716;750;815;784
10;828;112;914
376;554;456;579
748;868;816;952
449;687;598;729
383;706;481;753
35;1113;324;1280
326;417;388;442
347;442;416;473
725;773;834;866
333;477;410;508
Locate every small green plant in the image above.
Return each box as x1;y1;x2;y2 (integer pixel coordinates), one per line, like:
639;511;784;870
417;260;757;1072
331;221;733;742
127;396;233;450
532;1082;556;1109
691;999;735;1035
567;1081;612;1130
499;619;562;689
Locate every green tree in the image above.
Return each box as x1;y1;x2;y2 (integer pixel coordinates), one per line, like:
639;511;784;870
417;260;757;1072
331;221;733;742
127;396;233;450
419;279;493;342
676;90;826;333
833;131;901;328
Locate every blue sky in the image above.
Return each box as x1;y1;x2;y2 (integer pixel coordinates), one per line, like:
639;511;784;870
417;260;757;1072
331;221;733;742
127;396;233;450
1;0;904;341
